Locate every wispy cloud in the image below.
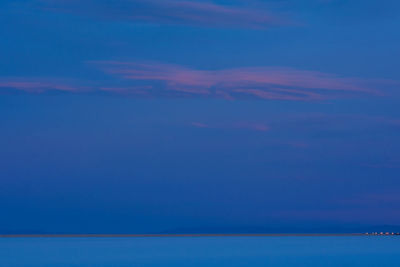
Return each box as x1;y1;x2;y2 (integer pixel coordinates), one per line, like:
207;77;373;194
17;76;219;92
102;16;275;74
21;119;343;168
191;122;210;128
1;62;394;102
239;122;270;132
0;79;87;93
93;61;382;101
38;0;288;29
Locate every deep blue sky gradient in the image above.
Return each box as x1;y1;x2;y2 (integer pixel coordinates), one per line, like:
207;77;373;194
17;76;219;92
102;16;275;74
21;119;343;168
1;0;400;233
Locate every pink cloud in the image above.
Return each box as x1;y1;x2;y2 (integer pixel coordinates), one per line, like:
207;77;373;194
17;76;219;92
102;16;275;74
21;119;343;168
2;63;395;103
191;122;210;128
38;0;288;29
93;61;384;101
235;122;270;132
100;86;153;96
0;80;87;93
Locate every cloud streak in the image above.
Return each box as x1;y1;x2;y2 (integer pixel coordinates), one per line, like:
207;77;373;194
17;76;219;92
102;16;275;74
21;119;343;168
1;62;392;102
38;0;287;29
93;61;382;101
0;80;87;93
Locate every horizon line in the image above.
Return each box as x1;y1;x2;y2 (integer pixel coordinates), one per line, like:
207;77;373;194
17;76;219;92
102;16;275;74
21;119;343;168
1;233;397;238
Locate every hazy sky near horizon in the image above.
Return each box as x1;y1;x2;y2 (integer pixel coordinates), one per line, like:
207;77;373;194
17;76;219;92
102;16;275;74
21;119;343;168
1;0;400;233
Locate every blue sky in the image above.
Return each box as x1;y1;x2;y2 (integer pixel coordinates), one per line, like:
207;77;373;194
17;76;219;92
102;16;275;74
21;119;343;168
1;0;400;233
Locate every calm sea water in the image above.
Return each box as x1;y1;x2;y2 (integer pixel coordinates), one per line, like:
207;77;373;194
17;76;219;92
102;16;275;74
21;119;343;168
1;236;399;266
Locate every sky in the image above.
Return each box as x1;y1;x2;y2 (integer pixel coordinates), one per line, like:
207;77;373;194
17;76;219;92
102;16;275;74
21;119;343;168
1;0;400;234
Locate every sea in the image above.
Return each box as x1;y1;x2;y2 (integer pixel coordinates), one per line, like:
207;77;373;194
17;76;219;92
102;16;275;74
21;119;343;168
1;236;399;266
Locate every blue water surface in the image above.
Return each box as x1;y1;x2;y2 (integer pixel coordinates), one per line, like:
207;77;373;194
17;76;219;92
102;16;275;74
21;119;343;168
1;237;399;266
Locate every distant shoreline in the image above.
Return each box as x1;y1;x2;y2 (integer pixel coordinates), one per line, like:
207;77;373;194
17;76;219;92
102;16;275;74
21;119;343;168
0;233;390;238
